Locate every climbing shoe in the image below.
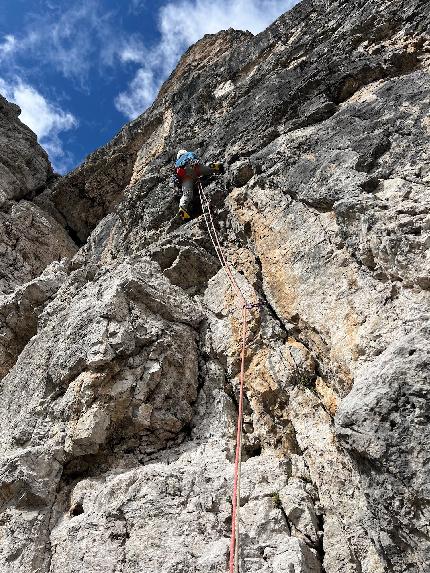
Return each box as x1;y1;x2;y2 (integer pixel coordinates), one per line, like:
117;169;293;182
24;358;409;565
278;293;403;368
209;162;225;174
178;207;191;221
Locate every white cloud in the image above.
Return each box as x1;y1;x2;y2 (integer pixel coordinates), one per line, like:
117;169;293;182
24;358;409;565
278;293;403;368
44;1;120;80
129;0;146;13
0;35;17;59
118;38;147;65
0;1;119;84
0;78;78;173
115;68;159;119
115;0;298;119
160;0;295;40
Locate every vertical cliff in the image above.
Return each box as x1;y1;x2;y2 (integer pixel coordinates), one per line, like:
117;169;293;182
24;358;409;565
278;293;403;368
0;1;429;572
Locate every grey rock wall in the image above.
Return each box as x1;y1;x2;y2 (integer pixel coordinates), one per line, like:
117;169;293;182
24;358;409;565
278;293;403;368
0;0;429;572
0;95;77;298
0;95;51;201
0;96;77;386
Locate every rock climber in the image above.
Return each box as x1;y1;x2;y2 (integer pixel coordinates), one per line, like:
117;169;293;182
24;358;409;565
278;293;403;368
173;149;224;220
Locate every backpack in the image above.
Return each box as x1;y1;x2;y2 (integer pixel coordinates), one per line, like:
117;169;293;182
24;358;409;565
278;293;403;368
175;151;198;168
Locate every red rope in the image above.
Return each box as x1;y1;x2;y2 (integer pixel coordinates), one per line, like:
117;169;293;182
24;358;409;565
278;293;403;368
229;304;248;573
195;178;256;572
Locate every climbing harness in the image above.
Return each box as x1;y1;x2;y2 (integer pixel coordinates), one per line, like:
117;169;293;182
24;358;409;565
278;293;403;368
196;178;260;572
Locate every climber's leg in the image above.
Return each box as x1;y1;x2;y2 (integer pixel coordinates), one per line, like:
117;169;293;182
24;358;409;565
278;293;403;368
179;177;194;219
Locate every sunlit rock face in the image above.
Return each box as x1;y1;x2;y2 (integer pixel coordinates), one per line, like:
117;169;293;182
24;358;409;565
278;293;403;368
0;0;429;572
0;95;77;297
0;95;77;384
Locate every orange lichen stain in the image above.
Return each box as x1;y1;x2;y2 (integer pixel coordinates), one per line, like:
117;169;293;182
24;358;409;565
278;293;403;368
342;308;364;362
246;348;278;394
228;246;260;287
260;252;299;319
315;377;338;416
229;186;360;385
229;190;299;320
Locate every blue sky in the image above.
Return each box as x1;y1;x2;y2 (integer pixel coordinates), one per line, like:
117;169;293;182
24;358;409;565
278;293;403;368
0;0;297;173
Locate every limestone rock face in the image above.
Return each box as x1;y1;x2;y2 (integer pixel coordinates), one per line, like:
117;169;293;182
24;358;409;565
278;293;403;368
0;1;429;572
0;94;77;386
0;94;77;297
0;95;52;201
0;200;77;295
0;261;68;381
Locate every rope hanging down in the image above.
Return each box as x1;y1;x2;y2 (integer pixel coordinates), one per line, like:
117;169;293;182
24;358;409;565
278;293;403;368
229;304;247;573
196;179;257;572
197;179;248;307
